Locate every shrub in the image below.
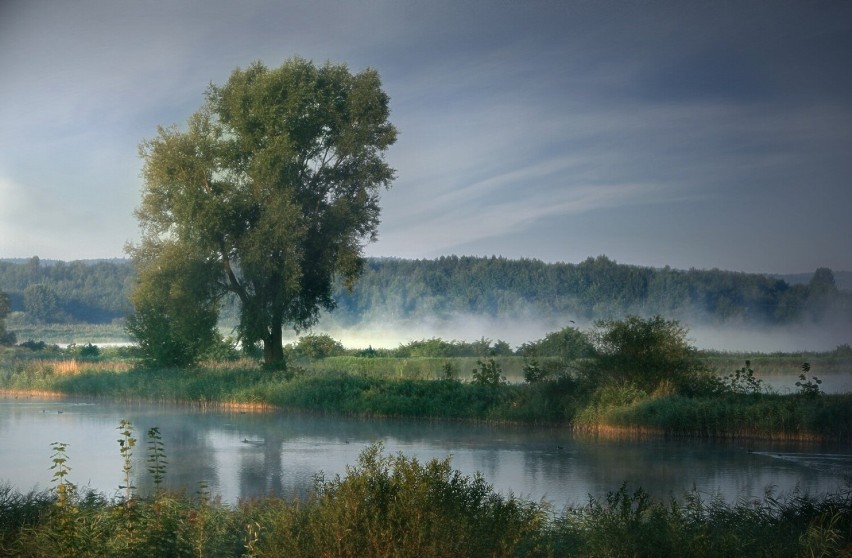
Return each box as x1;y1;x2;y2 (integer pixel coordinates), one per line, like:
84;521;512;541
589;315;707;393
78;343;101;358
723;360;763;394
471;358;506;387
795;362;823;398
290;333;346;359
518;325;594;360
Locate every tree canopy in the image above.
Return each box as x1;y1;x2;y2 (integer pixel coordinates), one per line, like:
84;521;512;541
128;57;397;366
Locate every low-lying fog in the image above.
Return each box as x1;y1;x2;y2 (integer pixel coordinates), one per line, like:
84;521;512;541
304;314;851;354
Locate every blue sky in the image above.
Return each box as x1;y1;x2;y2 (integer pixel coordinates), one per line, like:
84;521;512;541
1;0;850;274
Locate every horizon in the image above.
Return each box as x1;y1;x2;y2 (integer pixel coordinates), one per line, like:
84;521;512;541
1;253;850;279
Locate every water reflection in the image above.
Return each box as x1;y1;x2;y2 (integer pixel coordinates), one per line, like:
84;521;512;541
1;397;848;508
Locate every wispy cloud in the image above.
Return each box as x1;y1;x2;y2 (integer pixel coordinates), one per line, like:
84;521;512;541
0;0;850;272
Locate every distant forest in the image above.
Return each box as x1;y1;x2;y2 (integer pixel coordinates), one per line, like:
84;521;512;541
0;255;850;327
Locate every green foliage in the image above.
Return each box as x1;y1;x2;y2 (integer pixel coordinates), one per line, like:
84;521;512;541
18;339;48;351
146;427;167;494
519;325;594;360
305;443;544;557
723;359;764;394
3;256;852;334
0;290;15;346
288;333;346;360
795;362;823;398
522;359;548;383
117;420;137;501
580;392;852;440
77;342;101;358
2;441;850;557
471;358;506;387
49;442;75;507
129;57;397;367
589;315;708;392
126;243;222;367
0;258;134;324
441;361;457;381
328;256;852;328
23;283;69;323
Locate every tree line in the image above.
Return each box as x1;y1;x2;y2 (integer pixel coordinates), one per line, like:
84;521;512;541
1;255;849;333
0;257;133;324
328;255;851;326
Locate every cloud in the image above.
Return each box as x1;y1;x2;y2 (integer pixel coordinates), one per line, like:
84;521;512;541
1;0;850;272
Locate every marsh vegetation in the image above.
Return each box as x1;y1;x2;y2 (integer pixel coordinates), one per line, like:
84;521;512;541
1;316;851;556
1;435;850;557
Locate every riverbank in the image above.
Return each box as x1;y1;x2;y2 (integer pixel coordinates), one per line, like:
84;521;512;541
1;348;849;442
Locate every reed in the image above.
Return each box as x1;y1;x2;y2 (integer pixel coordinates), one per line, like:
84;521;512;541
573;391;852;441
1;441;849;557
1;348;849;440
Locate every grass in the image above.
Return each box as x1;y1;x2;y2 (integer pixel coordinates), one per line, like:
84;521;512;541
573;388;852;441
4;319;131;346
1;345;850;440
1;440;850;558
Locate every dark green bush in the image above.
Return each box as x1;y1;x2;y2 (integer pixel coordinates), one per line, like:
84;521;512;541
589;315;708;393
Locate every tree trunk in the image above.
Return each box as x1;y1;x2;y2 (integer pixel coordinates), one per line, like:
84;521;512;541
263;320;285;368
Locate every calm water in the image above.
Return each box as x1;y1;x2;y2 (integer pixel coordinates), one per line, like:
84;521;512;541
1;397;849;508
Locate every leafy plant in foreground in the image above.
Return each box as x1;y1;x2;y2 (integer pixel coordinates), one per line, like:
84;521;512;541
795;362;823;398
49;442;75;509
724;359;764;394
146;426;167;494
117;419;137;501
472;358;506;386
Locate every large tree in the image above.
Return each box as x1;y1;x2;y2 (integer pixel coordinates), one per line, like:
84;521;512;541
128;58;397;366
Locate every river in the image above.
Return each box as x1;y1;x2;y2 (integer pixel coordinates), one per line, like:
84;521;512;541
1;396;849;509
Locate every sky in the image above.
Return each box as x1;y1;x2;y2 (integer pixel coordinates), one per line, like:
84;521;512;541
1;0;851;275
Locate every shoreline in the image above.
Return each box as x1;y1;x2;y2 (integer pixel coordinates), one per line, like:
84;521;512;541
2;387;845;443
0;388;277;413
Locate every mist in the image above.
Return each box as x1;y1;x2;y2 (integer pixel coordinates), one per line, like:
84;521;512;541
296;312;850;354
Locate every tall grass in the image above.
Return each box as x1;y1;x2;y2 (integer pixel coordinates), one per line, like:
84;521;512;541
1;347;849;440
1;440;850;557
306;355;532;382
573;389;852;441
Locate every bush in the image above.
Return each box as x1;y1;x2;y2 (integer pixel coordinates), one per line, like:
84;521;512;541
305;444;544;557
471;358;506;387
77;343;101;358
589;315;707;393
518;325;594;360
289;333;346;359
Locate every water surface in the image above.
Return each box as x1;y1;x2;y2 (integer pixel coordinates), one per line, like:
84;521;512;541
1;397;848;508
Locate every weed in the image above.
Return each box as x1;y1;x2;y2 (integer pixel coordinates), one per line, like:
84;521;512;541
472;358;506;387
724;359;764;394
117;419;137;501
146;426;167;494
0;440;850;556
795;362;823;398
